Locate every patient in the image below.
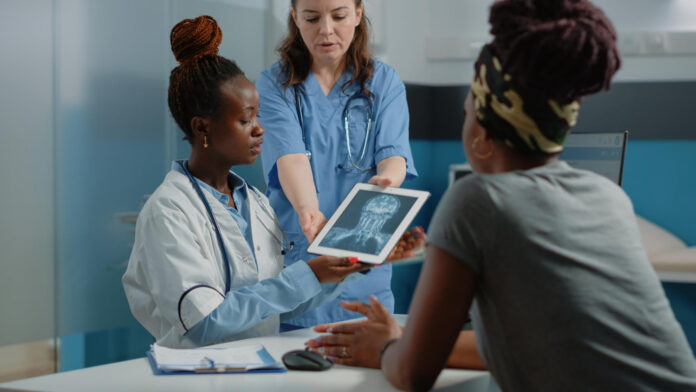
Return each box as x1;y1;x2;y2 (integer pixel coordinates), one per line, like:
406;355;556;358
305;0;696;390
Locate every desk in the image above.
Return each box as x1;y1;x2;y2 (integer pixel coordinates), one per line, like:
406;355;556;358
658;271;696;283
0;316;492;392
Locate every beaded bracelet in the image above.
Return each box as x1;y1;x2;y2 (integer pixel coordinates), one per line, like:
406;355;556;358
379;338;399;366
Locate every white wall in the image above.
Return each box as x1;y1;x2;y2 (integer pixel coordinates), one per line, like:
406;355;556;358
0;0;55;346
377;0;696;85
0;0;273;343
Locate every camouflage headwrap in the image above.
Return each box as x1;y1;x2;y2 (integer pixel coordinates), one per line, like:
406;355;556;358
471;45;580;154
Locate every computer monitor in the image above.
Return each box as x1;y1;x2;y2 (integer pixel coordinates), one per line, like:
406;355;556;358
449;131;628;186
559;131;628;186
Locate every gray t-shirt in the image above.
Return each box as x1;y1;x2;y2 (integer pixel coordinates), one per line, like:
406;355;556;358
428;160;696;392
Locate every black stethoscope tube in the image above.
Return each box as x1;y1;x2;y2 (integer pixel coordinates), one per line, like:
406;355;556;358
179;160;232;293
177;161;294;293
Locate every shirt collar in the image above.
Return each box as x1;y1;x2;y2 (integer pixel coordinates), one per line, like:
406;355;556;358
303;68;356;98
171;161;247;204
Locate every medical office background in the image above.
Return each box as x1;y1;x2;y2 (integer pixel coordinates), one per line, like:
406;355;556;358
1;0;696;382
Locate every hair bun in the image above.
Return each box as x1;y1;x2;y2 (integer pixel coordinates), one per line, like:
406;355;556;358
488;0;620;102
170;15;222;65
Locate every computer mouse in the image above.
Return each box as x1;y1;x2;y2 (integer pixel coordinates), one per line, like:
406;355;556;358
282;349;333;371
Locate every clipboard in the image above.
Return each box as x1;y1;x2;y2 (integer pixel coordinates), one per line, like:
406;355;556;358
146;343;286;375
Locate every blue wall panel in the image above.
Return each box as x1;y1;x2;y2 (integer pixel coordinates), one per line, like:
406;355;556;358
407;139;696;245
622;140;696;245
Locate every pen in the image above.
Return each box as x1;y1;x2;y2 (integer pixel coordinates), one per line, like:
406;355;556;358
194;357;230;373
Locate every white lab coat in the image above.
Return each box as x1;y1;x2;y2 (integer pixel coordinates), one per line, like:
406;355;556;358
123;170;313;348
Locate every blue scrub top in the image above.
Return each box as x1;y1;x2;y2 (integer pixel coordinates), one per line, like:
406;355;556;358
256;60;418;327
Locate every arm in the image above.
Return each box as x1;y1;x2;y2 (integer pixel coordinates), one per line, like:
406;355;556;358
276;153;326;242
187;256;371;346
185;261;321;346
307;299;485;370
255;71;326;242
381;245;477;391
137;201;366;347
280;272;363;323
447;330;486;370
372;67;418;185
368;156;407;188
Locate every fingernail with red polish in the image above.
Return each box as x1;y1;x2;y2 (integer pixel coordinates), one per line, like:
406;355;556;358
349;257;358;264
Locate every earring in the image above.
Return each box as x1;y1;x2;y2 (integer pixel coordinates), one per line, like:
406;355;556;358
472;136;493;159
203;135;209;148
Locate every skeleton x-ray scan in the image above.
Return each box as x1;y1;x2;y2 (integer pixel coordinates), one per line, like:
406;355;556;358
309;184;430;263
321;194;404;254
319;191;416;255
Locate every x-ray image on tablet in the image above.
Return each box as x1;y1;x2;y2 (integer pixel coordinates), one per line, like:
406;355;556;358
308;184;430;264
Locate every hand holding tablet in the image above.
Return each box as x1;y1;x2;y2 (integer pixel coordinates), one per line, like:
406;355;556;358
386;226;426;262
307;184;430;264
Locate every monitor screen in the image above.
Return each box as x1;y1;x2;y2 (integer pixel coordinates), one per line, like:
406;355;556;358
559;131;628;185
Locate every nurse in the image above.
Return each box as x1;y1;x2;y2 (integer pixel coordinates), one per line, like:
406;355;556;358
256;0;418;329
122;15;369;349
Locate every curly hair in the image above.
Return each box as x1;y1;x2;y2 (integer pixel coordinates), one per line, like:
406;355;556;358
488;0;621;103
168;15;244;143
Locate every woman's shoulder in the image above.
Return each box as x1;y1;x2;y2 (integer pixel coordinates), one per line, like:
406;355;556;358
371;59;396;75
139;171;196;219
449;172;488;192
261;61;283;75
258;61;284;84
365;59;405;99
369;59;401;84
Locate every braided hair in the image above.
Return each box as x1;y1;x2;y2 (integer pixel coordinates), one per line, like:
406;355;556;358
488;0;621;104
168;15;244;143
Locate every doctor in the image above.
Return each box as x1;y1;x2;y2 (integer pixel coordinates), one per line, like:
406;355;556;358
122;15;369;349
256;0;418;330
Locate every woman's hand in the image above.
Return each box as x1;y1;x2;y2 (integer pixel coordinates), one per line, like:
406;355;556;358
299;209;327;242
305;295;403;368
369;156;407;188
306;256;371;283
386;226;426;262
368;175;393;187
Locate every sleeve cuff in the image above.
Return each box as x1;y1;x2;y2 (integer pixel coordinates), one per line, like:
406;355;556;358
282;261;322;301
375;146;419;180
425;239;481;276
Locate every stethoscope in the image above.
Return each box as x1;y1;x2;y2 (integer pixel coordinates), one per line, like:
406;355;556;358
178;161;293;293
294;86;375;171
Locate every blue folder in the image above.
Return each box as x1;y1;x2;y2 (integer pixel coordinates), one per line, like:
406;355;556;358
146;346;286;375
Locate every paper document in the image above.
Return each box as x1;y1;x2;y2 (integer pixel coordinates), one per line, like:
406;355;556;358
148;343;284;374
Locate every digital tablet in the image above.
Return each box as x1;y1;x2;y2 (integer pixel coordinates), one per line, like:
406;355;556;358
307;183;430;264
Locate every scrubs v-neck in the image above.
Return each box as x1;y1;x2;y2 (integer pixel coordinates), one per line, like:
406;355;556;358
256;60;418;327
